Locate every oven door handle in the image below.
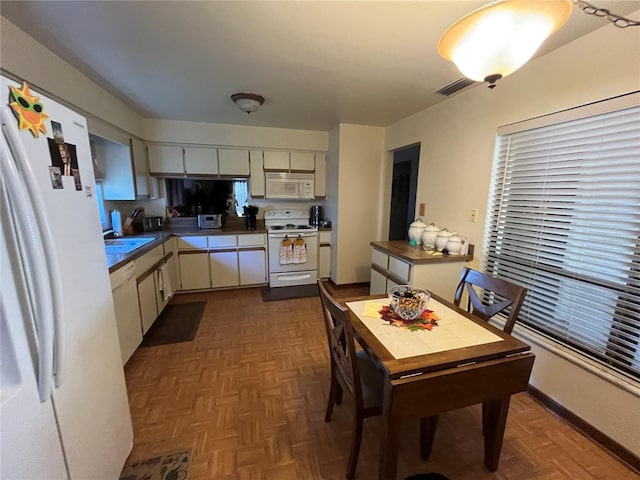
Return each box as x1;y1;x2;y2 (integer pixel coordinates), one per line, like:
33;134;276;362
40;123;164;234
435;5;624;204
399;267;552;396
269;233;317;238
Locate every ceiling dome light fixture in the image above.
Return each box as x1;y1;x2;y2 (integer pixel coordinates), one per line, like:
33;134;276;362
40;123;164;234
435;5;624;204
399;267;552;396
231;93;265;114
438;0;573;88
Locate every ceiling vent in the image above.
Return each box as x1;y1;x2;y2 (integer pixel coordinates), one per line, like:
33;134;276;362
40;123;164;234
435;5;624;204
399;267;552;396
436;78;477;96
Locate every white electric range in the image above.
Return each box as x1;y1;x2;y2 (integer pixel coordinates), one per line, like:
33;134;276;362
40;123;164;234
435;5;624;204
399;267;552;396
264;209;318;287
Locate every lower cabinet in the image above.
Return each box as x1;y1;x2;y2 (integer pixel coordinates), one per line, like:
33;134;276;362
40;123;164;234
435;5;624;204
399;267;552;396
137;272;157;334
176;233;267;291
318;230;331;279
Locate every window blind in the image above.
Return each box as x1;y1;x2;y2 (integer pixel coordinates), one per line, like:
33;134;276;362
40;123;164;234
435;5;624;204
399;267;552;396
484;101;640;381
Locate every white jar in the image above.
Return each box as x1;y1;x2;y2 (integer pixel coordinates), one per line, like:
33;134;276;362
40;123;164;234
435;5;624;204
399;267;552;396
435;229;454;250
446;234;464;255
408;218;427;245
421;223;441;248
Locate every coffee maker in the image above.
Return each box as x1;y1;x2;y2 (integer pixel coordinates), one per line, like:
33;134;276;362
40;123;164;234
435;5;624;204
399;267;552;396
309;205;323;227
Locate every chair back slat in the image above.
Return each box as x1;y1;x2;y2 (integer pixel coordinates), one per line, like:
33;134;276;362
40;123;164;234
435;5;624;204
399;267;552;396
453;267;527;333
318;280;363;403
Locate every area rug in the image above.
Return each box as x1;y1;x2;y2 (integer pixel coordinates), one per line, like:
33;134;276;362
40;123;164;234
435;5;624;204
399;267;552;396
260;284;319;302
141;302;206;347
119;449;191;480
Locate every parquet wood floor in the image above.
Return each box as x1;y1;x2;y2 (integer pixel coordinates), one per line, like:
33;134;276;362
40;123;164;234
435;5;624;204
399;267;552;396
123;286;637;479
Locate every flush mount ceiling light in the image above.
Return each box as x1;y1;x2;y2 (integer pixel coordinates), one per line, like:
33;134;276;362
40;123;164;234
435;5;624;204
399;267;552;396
231;93;264;114
438;0;573;88
438;0;640;89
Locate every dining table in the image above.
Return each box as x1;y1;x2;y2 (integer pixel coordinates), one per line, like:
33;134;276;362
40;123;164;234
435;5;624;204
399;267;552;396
344;292;535;480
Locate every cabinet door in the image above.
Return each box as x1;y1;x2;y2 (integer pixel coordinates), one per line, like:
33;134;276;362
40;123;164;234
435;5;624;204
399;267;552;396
137;273;158;334
314;153;326;198
249;150;265;198
290;152;315;172
167;253;179;293
154;266;170;315
130;137;159;199
184;146;218;176
148;145;184;175
319;245;331;279
218;149;250;176
99;138;136;200
370;269;387;295
238;249;267;285
210;250;239;288
179;252;211;290
263;151;290;171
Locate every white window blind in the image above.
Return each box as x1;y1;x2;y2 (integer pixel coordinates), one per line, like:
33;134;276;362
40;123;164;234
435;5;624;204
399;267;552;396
484;99;640;381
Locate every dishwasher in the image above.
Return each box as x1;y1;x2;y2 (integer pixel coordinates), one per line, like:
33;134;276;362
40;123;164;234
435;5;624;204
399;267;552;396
109;261;142;365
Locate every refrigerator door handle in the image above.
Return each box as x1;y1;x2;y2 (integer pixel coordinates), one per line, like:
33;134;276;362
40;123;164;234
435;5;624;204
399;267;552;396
0;131;54;402
1;107;65;388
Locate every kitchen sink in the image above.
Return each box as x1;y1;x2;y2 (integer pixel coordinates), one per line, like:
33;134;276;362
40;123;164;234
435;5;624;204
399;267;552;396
104;237;155;255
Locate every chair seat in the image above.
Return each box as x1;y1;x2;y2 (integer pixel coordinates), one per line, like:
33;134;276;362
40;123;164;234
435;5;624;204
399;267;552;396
356;350;384;410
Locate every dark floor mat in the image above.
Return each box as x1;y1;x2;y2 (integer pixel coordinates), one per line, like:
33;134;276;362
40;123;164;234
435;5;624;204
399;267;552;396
119;449;191;480
141;302;206;347
260;284;319;302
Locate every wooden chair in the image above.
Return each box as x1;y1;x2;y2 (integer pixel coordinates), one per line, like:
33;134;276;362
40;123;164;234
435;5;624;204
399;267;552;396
318;279;384;480
453;267;528;334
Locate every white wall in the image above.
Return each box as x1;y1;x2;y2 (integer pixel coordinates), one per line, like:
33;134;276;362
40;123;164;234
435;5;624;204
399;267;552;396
143;119;328;151
0;16;143;137
334;124;385;284
384;17;640;455
326;125;341;283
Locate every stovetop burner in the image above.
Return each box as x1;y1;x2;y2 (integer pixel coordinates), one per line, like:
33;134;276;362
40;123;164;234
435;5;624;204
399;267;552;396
268;224;315;231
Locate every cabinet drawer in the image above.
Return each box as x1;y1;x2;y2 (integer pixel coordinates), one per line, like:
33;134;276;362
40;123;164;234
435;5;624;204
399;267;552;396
238;233;266;247
388;256;411;283
371;248;389;269
177;236;208;250
319;231;331;243
134;245;164;277
208;235;237;248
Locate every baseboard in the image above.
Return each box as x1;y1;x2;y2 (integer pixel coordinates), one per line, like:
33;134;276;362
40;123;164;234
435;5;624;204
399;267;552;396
526;385;640;473
324;280;370;290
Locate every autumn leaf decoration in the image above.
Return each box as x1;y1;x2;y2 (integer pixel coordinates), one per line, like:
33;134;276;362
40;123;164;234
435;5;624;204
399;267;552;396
379;306;440;332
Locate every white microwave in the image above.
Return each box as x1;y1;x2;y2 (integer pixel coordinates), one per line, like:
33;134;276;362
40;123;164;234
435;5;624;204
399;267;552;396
265;172;315;200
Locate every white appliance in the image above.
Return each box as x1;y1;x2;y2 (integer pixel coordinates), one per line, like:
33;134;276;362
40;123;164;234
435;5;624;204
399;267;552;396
265;209;318;287
265;172;315;200
1;75;133;479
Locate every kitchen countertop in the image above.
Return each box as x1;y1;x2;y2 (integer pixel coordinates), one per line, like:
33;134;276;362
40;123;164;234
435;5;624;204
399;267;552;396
106;219;268;273
370;240;474;264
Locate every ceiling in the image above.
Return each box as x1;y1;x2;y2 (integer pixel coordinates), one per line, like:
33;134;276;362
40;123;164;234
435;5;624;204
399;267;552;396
2;1;639;131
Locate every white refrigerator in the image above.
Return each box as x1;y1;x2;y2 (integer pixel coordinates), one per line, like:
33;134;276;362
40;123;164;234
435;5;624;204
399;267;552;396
0;75;133;479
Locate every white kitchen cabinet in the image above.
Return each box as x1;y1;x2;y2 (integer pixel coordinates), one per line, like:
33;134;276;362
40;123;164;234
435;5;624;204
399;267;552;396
210;250;239;288
290;152;315;172
109;262;142;365
184;146;218;176
249;150;265;198
130;137;159;199
137;272;157;334
318;230;331;279
164;237;179;292
263;151;290;171
238;249;266;285
148;144;184;175
314;153;326;198
370;268;388;296
177;236;208;250
208;235;237;248
94;135;136;200
218;149;250;176
179;252;211;290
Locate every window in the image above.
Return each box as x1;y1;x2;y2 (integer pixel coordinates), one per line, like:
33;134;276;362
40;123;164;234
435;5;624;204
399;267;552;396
484;94;640;381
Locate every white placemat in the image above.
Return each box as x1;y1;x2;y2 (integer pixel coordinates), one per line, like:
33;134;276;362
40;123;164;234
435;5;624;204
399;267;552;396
346;298;503;360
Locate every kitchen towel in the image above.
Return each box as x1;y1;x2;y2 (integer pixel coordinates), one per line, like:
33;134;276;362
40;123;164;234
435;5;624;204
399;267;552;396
280;236;293;265
158;263;173;302
292;236;307;264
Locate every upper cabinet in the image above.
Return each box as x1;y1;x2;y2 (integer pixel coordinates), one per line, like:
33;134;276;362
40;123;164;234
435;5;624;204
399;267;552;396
263;151;290;171
218;149;250;176
184;146;218;176
91;134;136;200
148;145;184;176
130;138;159;199
249;150;265;198
314;153;326;198
290;152;315;172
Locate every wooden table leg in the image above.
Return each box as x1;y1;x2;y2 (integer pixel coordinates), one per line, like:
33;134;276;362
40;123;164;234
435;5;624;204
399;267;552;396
483;397;511;471
379;381;399;480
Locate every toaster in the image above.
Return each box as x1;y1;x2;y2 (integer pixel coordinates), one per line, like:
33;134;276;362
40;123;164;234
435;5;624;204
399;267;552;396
198;214;223;229
134;216;165;232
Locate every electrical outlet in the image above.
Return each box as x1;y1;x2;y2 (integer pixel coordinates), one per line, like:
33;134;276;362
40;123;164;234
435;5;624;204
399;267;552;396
470;208;479;222
419;203;425;216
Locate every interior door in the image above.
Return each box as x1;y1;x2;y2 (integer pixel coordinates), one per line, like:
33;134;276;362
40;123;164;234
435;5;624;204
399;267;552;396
389;144;420;241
